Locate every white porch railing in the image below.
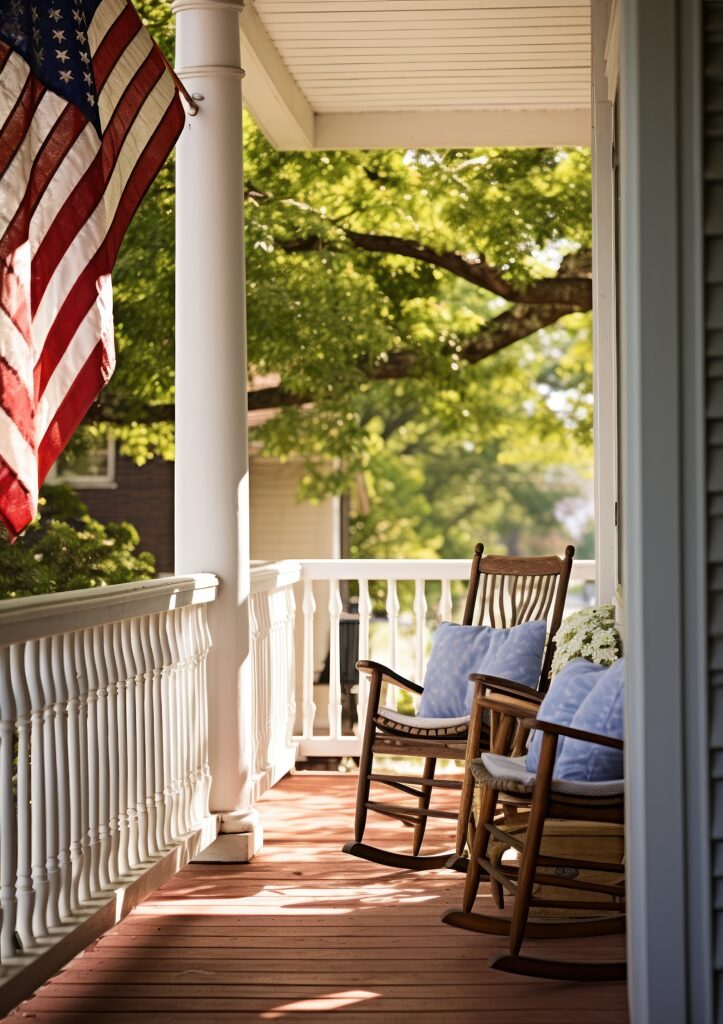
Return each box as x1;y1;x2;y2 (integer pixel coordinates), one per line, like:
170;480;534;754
0;574;218;1000
249;563;299;801
249;558;596;760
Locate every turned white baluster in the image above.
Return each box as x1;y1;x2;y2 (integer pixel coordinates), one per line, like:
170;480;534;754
64;633;83;914
24;641;49;937
91;626;111;890
186;607;202;826
413;579;428;683
156;612;175;845
129;617;148;861
10;644;33;951
73;631;91;903
0;647;18;960
284;587;297;750
302;580;317;739
110;622;129;877
177;607;193;833
36;638;60;929
147;614;167;850
82;630;102;896
356;580;371;729
440;578;453;622
120;619;139;868
385;580;400;709
101;623;120;884
195;606;209;815
328;581;343;739
138;615;159;855
164;612;182;840
49;634;71;920
249;593;263;782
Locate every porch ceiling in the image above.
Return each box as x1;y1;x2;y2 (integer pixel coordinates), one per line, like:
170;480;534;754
239;0;592;150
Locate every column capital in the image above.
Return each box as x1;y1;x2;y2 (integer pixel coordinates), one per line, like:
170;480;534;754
171;0;245;13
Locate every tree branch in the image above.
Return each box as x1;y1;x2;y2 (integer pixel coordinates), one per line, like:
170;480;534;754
282;229;592;308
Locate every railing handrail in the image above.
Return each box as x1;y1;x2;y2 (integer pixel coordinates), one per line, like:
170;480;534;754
250;561;302;594
293;558;596;583
0;573;219;646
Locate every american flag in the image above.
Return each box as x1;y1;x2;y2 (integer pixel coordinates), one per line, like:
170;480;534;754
0;0;184;537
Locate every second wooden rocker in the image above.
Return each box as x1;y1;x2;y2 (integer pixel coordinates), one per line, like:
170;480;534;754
443;685;626;982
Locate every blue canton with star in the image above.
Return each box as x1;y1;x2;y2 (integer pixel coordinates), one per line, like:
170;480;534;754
0;0;105;135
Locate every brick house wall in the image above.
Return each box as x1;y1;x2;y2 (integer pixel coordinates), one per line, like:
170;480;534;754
79;456;175;573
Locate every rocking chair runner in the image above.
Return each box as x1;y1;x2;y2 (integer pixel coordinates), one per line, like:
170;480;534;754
443;697;626;983
342;542;575;871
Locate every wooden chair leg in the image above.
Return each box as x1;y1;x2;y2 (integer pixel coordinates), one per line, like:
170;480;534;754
412;757;436;856
353;671;381;843
463;782;497;912
456;693;487;857
457;709;514;859
456;765;476;858
508;733;554;957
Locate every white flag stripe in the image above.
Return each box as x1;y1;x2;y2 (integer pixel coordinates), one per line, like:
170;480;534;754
98;25;153;134
32;72;174;350
0;304;33;394
102;71;175;228
28;123;100;266
0;403;38;502
88;0;130;59
0;51;30;132
0;89;67;242
36;275;114;440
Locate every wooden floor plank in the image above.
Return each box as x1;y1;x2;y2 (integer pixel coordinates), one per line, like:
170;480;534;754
3;772;628;1023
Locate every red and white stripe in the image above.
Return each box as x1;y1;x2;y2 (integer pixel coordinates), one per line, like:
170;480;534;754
0;0;184;536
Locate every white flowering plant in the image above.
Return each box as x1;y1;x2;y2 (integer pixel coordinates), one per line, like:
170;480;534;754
550;604;622;679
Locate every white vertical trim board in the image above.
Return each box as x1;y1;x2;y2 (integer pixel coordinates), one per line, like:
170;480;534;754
620;0;712;1020
591;0;619;604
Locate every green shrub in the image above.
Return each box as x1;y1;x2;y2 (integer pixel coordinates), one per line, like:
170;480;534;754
0;485;155;599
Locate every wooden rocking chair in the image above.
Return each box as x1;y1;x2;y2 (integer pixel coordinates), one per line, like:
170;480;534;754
443;699;626;982
342;543;575;871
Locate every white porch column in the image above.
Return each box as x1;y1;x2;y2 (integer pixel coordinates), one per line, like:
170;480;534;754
172;0;261;860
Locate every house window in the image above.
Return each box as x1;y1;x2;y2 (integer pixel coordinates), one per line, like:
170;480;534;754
47;437;117;489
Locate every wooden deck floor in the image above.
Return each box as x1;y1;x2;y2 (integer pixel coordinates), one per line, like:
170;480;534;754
4;772;628;1024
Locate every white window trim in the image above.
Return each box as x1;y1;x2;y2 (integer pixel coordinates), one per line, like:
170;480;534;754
46;437;118;490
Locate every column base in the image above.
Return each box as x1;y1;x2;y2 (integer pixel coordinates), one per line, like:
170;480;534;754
192;809;263;863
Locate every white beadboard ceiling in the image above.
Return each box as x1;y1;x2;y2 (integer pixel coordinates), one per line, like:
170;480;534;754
239;0;591;150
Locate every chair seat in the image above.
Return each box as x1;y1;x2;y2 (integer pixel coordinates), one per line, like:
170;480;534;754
472;753;625;798
374;706;470;738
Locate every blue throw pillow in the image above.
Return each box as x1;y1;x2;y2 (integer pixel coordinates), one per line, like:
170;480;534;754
554;658;624;781
417;619;547;720
525;658;607;772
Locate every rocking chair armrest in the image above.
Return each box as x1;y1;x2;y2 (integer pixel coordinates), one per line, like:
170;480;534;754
523;717;624;750
476;695;541;720
469;673;544;704
355;660;424;695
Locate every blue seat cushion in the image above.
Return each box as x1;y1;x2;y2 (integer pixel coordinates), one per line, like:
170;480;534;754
525;658;607;772
553;657;624;781
417;619;547;720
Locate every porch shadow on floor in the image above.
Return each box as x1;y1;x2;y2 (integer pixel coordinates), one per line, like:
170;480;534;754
2;772;628;1024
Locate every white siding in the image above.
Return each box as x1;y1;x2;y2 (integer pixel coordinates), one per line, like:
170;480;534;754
249;458;340;562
